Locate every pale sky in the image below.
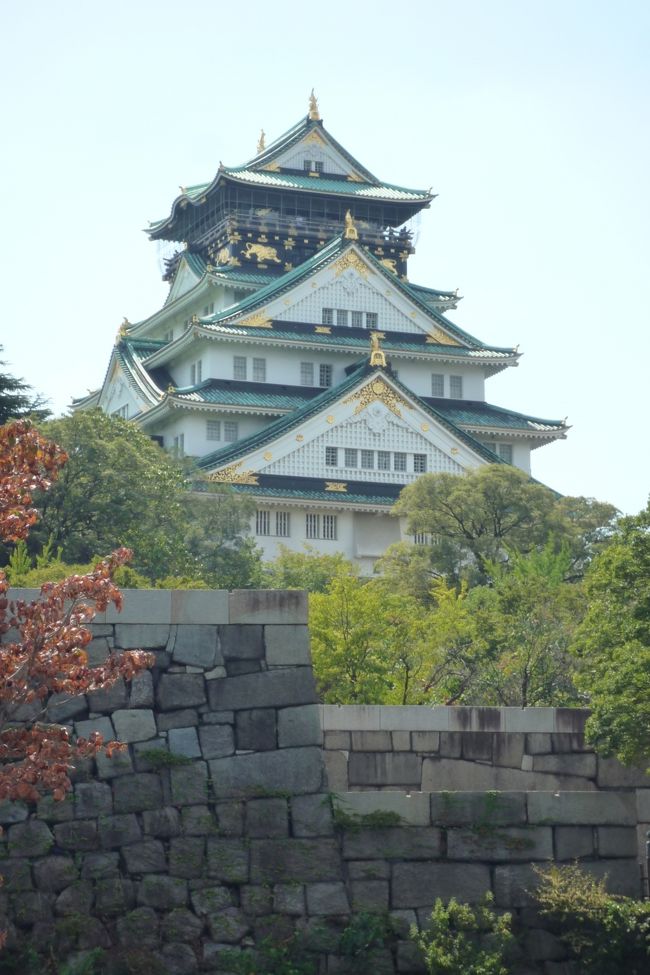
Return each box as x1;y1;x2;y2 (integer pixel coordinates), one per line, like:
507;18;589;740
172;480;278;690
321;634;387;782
2;0;649;515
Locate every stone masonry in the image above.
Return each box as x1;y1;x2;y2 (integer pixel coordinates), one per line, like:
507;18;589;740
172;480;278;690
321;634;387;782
0;589;647;975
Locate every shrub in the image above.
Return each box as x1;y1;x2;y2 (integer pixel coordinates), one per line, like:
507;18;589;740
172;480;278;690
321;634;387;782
410;893;513;975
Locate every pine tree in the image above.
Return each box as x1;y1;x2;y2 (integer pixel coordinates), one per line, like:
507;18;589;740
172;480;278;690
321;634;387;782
0;346;50;424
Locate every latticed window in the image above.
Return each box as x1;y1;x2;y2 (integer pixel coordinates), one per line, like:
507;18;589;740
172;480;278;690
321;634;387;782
114;404;129;419
300;362;314;385
449;375;463;399
361;449;374;469
377;450;390;471
190;360;202;385
173;433;184;458
366;312;378;329
498;444;513;464
414;532;432;545
206;420;221;441
224;421;239;443
323;515;337;540
276;511;290;537
233;356;247;381
351;311;363;328
325;446;338;467
306;513;320;539
322;308;334;326
336;309;348;326
431;374;444;397
413;454;427;473
344;448;358;468
319;364;333;387
256;510;271;536
394;452;407;472
252;358;266;382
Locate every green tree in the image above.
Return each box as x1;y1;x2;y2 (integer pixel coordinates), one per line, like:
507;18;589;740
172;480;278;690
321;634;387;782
183;485;262;590
262;544;354;593
571;502;650;767
0;347;50;425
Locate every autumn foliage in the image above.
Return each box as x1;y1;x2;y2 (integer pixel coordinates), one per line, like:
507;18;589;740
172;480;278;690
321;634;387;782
0;420;152;804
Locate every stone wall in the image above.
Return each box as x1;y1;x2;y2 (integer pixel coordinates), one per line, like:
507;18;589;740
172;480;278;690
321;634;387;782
1;590;647;975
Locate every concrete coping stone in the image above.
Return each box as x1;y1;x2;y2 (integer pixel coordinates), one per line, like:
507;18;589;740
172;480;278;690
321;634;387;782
320;705;590;734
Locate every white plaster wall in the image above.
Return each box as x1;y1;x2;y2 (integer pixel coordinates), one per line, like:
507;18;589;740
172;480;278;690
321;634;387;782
150;412;267;457
393;361;485;401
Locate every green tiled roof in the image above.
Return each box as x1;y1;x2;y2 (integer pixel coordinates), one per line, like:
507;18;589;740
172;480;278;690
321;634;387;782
230;484;398;506
220;168;431;202
433;400;565;432
174;380;321;411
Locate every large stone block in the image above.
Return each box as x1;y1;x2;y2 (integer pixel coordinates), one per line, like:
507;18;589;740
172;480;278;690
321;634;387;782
1;858;33;891
169;837;206;878
142;807;182;838
229;589;308;624
597;826;638;857
94;877;135;915
209;747;323;798
198;724;234;759
137;875;188;909
208;669;317;711
351;731;393;752
161;907;203;943
8;820;53;857
170;762;209;806
54;820;98;851
430;791;526;827
180;805;217;836
392;862;491;908
129;671;155;708
461;732;494;763
527;791;637;826
246;798;288;837
291;793;335;837
235;708;277;751
105;590;171;624
95;747;134;780
112;708;157;743
532;753;596;778
348;752;421;787
190;885;233;916
250;838;341;883
446;826;553;862
554;826;594;859
47;692;87;723
278;704;322;747
421;758;595;793
525;733;553;754
343;827;442;861
0;801;27;824
265;625;311;666
206;837;250;883
80;853;120;880
597;756;650;788
168;727;202;759
337;791;431;827
33;856;78;893
350;880;390;912
98;813;142;849
157;674;206;710
74;716;115;741
576;859;640;897
207;906;251;943
637;789;650;821
273;883;306;915
305;882;350;915
172;625;221;668
114;623;171;648
219;624;263;660
122;840;167;874
493;864;541;907
87;678;128;713
158;709;199;731
411;731;440;754
492;733;525;768
323;750;348;792
170;589;229;625
113;774;163;814
116;906;160;948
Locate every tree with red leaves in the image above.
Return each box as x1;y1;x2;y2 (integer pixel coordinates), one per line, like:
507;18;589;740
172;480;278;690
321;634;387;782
0;420;152;804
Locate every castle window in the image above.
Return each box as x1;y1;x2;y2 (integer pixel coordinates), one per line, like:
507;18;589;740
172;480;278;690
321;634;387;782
233;356;247;381
319;364;333;387
306;513;320;539
361;449;374;469
431;374;444;397
377;450;390;471
190;360;202;385
203;302;214;316
314;160;324;173
497;444;513;464
276;511;291;537
344;448;358;468
325;446;338;467
413;454;427;473
224;421;239;443
449;375;463;399
336;309;348;326
413;532;432;545
206;420;221;441
163;328;174;343
322;308;334;326
113;404;129;419
394;452;407;472
351;311;363;328
252;357;266;382
256;510;271;535
300;362;314;385
366;312;378;329
173;433;184;458
323;515;337;540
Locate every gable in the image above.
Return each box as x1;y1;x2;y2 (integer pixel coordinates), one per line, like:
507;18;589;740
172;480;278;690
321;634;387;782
98;359;149;418
167;256;204;303
262;129;365;180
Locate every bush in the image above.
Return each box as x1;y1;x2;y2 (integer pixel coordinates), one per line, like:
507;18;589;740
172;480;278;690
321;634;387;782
410;893;513;975
534;863;650;973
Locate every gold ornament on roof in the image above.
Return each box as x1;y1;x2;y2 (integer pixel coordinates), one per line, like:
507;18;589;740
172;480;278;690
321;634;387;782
344;210;359;240
167;384;175;394
333;251;370;280
257;129;266;154
304;128;326;146
369;332;387;368
343;377;411;419
308;88;320;121
237;311;273;329
425;327;459;347
325;482;347;493
209;462;259;486
379;258;398;274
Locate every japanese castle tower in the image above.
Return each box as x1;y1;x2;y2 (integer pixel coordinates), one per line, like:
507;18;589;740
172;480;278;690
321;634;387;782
75;93;567;571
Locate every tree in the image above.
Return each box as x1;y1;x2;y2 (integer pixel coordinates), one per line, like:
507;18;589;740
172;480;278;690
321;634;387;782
571;502;650;768
262;544;355;593
0;420;152;804
183;485;263;590
0;347;50;425
392;465;616;587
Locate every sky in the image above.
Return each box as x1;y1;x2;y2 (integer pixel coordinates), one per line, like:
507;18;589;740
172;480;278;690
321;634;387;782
2;0;649;515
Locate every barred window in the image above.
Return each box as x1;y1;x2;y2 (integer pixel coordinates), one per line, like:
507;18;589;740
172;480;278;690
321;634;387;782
414;532;432;545
322;308;334;326
173;433;184;458
233;356;247;381
377;450;391;471
431;374;444;397
306;513;320;539
394;452;407;472
114;404;129;419
314;160;324;173
413;454;427;473
449;375;463;399
325;446;338;467
498;444;513;464
224;421;239;443
361;449;374;469
276;511;291;537
336;309;348;326
323;515;337;540
351;311;363;328
206;420;221;441
319;364;333;387
252;358;266;382
300;362;314;385
344;448;358;468
366;312;378;329
256;510;271;536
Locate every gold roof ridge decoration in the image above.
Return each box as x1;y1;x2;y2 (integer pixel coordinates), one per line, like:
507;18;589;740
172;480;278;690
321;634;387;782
425;326;460;347
344;210;359;240
257;130;266;154
237;311;273;329
308;89;320;121
209;461;259;485
333;251;370;280
369;332;386;368
325;482;348;493
343;377;411;419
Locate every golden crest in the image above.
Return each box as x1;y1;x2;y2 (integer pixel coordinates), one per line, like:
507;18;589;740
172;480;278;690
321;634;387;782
346;173;363;183
326;415;335;424
241;242;282;264
425;327;459;347
379;258;398;274
343;377;411;419
209;462;259;485
304;128;325;145
296;434;304;442
263;161;280;172
315;325;331;334
421;423;430;432
263;451;273;461
216;246;230;265
237;312;273;329
325;482;347;493
333;252;370;280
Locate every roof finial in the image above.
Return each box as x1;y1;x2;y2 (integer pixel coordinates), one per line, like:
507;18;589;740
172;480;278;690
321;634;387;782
308;88;320;121
257;129;266;154
344;210;358;240
369;332;386;368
